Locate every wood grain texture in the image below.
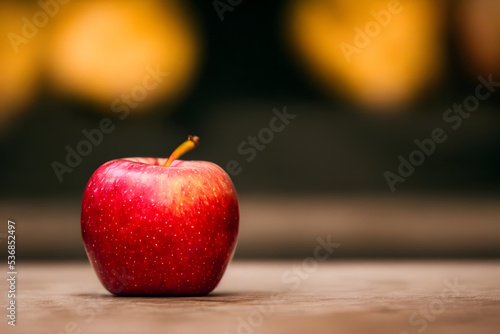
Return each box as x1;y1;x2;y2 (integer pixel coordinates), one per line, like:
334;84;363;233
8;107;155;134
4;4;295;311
1;261;499;334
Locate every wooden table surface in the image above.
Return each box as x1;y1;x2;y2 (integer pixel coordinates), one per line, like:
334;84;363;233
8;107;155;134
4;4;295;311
2;261;500;334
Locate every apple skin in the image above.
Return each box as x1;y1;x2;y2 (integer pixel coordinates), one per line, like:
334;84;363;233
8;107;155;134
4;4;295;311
81;158;239;296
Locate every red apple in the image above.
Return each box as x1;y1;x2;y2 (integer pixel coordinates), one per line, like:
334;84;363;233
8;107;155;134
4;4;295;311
81;136;239;296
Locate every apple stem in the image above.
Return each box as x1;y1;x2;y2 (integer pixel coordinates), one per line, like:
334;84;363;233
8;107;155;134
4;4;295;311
163;135;200;167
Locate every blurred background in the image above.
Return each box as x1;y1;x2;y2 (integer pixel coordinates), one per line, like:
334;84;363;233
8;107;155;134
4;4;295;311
0;0;499;260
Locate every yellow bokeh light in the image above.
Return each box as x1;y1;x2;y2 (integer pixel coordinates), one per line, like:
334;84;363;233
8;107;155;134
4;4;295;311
287;0;445;111
0;1;41;131
46;0;201;112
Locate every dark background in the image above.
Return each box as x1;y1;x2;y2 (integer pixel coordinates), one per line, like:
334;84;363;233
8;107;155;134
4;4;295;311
2;0;500;197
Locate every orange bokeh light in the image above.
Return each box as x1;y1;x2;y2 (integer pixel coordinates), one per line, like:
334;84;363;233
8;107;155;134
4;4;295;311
46;0;201;111
0;1;41;131
287;0;445;111
456;0;500;78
